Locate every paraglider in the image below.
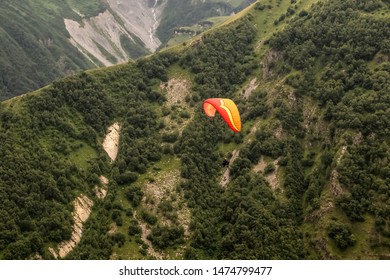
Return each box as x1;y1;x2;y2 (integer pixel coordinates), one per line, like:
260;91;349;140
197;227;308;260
203;98;241;132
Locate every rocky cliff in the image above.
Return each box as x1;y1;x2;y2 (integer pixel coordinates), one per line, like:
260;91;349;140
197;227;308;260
65;0;166;66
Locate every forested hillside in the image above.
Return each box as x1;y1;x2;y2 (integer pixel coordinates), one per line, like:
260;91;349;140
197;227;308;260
0;0;389;260
0;0;95;100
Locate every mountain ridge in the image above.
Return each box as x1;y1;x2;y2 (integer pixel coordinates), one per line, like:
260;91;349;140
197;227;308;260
0;0;255;100
0;0;389;260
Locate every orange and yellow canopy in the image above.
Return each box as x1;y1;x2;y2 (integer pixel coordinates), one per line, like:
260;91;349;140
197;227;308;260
203;98;241;132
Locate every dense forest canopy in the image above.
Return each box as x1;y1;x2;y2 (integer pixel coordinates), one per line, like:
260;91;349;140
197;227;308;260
0;0;389;260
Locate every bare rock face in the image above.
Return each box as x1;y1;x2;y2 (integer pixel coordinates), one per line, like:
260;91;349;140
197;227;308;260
161;78;191;106
243;78;258;99
253;158;280;190
220;149;240;187
103;123;121;162
65;12;129;66
329;145;347;197
50;195;94;259
65;0;166;66
95;175;109;199
329;169;343;197
107;0;163;52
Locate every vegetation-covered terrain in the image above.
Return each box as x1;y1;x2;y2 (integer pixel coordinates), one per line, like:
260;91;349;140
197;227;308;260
0;0;254;100
156;0;256;44
0;0;96;100
0;0;389;260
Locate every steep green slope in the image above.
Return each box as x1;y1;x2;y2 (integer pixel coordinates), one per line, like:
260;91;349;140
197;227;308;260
156;0;256;45
0;56;175;259
0;0;255;101
0;0;97;101
0;0;109;100
268;0;390;258
0;0;389;260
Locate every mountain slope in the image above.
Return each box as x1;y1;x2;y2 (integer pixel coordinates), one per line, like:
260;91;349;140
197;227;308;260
268;0;390;258
156;0;256;44
0;0;254;100
0;0;389;260
0;0;93;101
0;0;158;100
63;0;162;67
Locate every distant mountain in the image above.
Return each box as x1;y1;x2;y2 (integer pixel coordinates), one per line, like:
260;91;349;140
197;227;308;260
156;0;257;44
0;0;93;101
1;0;389;260
0;0;255;100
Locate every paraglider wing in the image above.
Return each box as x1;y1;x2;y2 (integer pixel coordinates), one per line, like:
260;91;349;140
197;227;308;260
203;98;241;132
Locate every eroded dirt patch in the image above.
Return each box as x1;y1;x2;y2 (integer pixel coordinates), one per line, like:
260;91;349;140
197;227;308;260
160;79;193;135
220;149;240;187
243;78;258;99
254;158;280;190
50;195;94;259
137;161;191;259
329;145;347;197
161;78;191;107
329;170;343;196
103;123;121;162
95;175;109;199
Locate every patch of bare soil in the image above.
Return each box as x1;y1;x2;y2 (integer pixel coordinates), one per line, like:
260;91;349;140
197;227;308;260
303;101;330;145
250;120;261;134
50;195;94;259
328;145;348;197
336;145;347;165
314;237;334;259
160;78;193;134
103;123;121;162
220;149;240;187
108;223;118;235
266;159;280;190
138;217;162;259
253;158;280;190
337;146;347;162
95;175;108;199
305;200;335;259
161;78;191;107
134;199;170;260
353;132;363;145
287;88;297;106
329;170;343;196
306;201;334;223
100;175;109;185
253;157;267;173
243;78;258;99
145;169;179;200
273;123;284;139
137;165;191;258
